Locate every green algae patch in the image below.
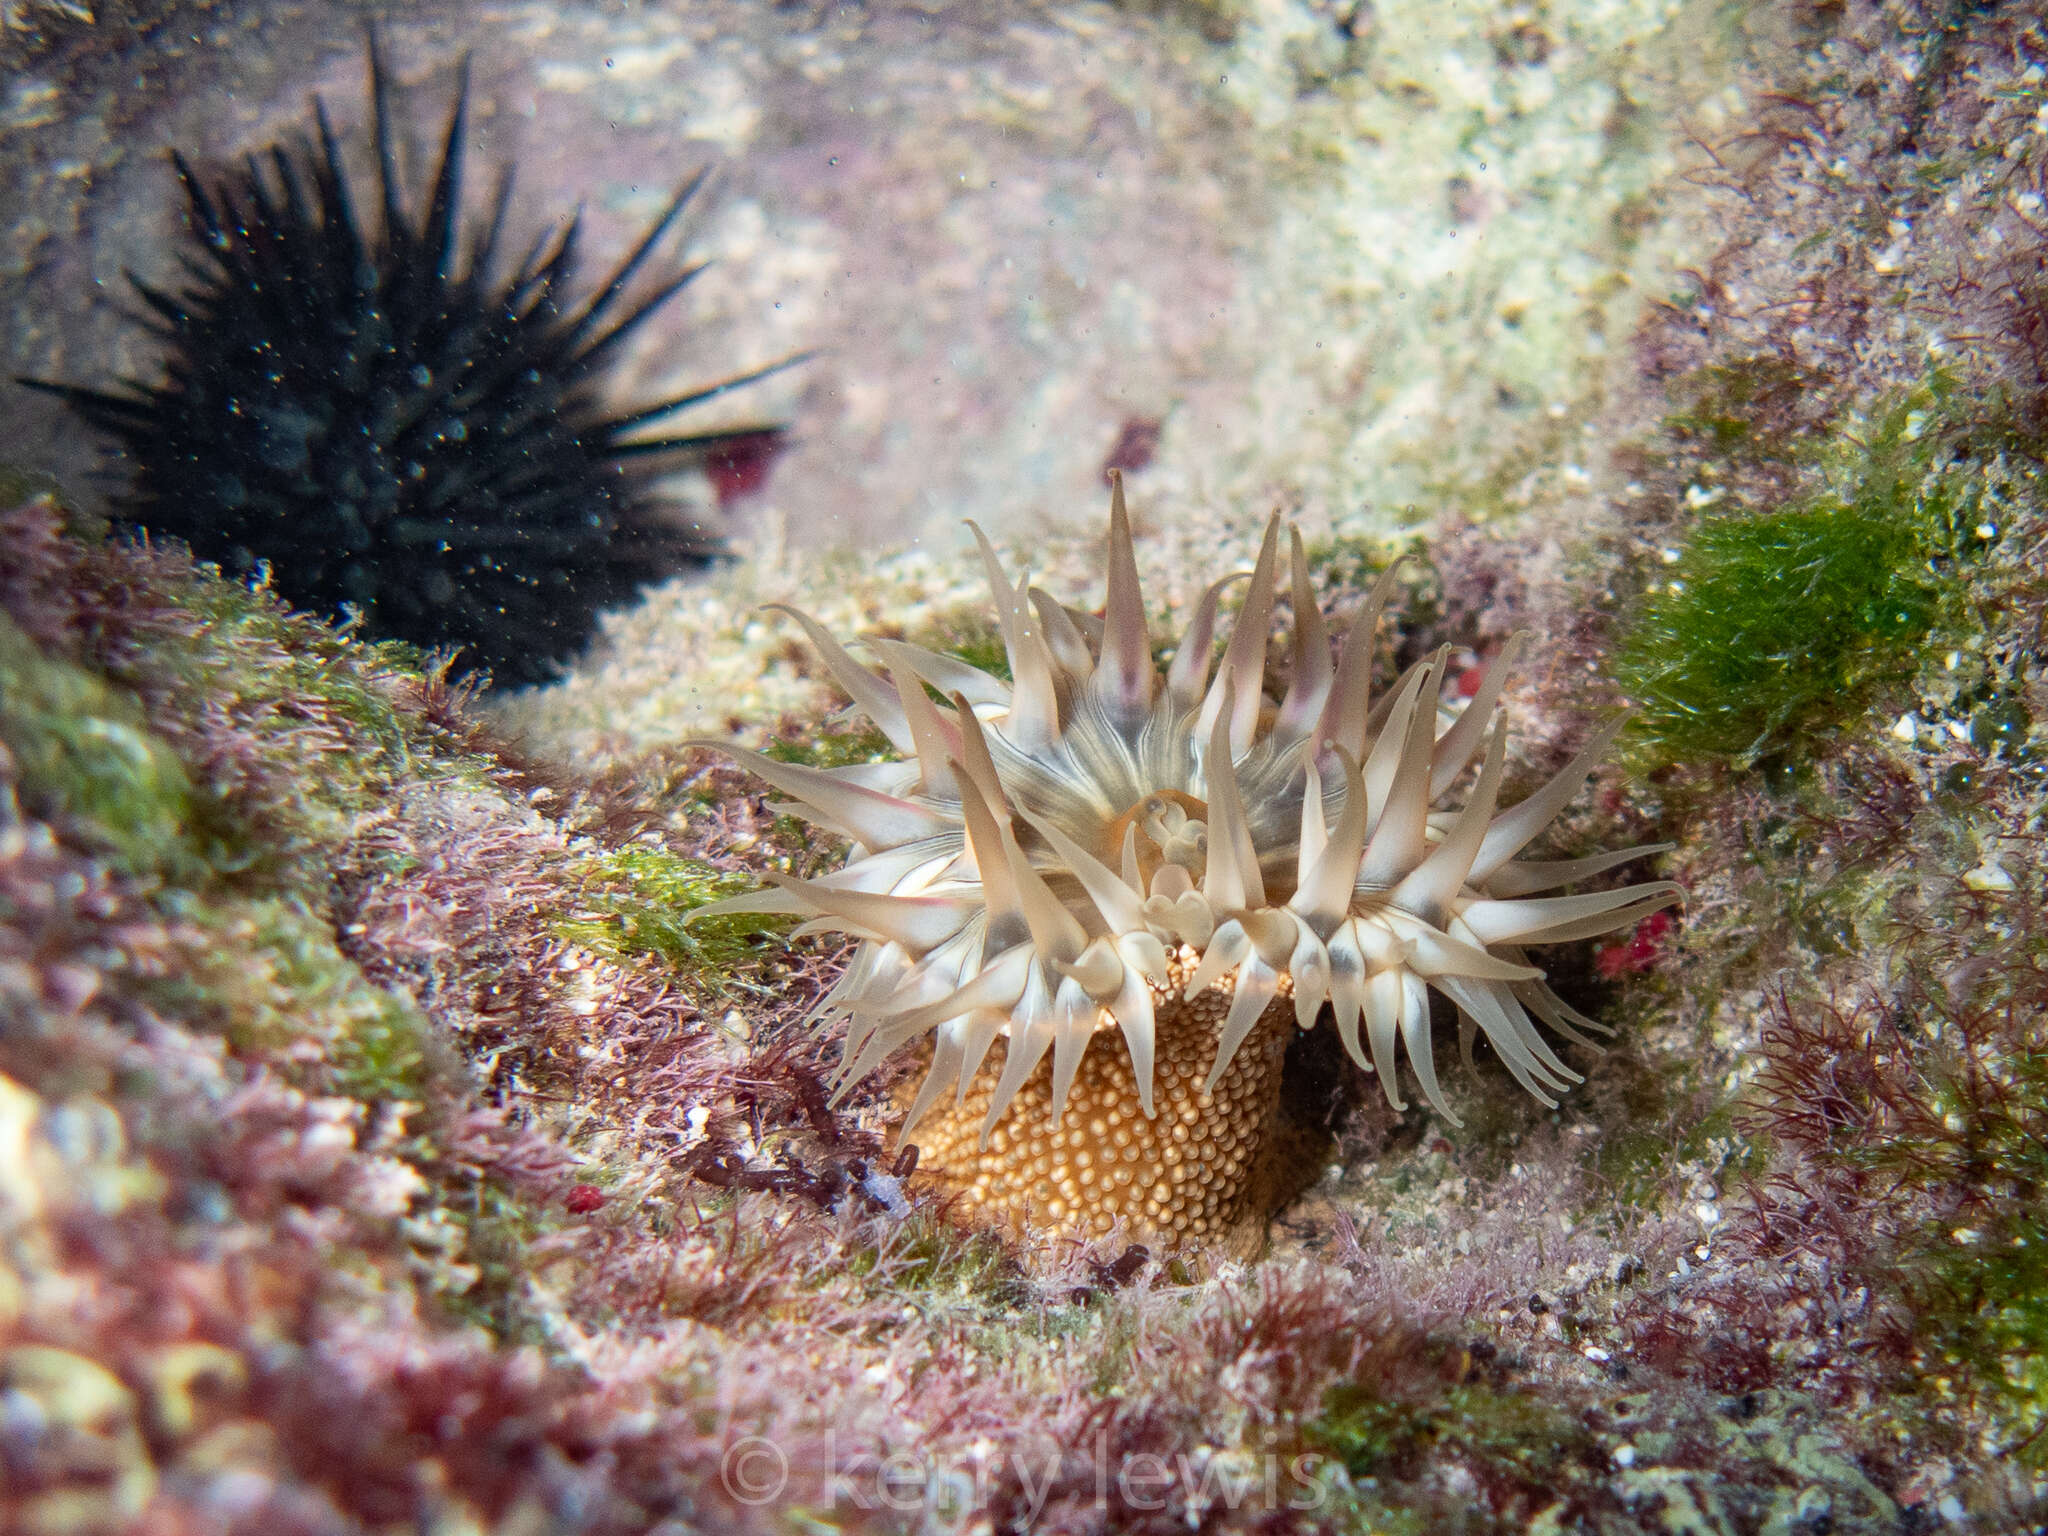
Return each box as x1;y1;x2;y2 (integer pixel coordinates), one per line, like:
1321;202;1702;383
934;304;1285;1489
1308;1379;1594;1496
1662;355;1834;465
135;890;435;1104
760;722;895;771
1617;499;1940;770
1302;535;1435;611
445;1181;570;1345
838;1212;1029;1311
1613;388;2007;772
1878;1009;2048;1462
1744;880;2048;1464
558;845;795;978
0;574;437;1107
1590;1066;1752;1211
121;571;505;884
1931;1200;2048;1464
908;610;1013;686
0;614;213;881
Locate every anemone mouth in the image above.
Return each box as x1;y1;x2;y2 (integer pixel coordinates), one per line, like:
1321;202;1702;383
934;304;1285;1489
688;474;1682;1167
1091;789;1211;889
1101;789;1210;860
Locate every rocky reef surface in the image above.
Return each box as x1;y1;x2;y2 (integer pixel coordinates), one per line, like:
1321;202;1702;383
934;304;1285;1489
3;1;2047;1532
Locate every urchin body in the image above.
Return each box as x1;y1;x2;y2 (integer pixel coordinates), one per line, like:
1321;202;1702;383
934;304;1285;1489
22;38;793;685
699;477;1679;1250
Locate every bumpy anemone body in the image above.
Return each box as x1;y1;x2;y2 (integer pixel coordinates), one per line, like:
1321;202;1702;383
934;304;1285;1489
700;479;1681;1250
21;40;795;686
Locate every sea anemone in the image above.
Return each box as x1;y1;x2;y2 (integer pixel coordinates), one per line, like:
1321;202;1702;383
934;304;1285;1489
19;36;797;686
697;478;1681;1250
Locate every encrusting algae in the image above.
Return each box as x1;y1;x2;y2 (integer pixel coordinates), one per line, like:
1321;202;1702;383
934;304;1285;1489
694;475;1681;1250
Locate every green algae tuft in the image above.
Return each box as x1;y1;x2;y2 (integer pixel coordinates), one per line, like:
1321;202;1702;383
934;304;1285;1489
1614;389;2003;771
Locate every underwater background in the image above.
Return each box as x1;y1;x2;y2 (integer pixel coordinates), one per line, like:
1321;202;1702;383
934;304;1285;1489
2;0;2046;1531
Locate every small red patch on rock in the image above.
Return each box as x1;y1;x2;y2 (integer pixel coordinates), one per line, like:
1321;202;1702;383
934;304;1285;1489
564;1183;606;1214
703;430;786;508
1596;909;1676;979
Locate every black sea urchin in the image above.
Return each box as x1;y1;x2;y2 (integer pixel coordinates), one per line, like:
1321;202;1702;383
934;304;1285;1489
21;38;799;685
